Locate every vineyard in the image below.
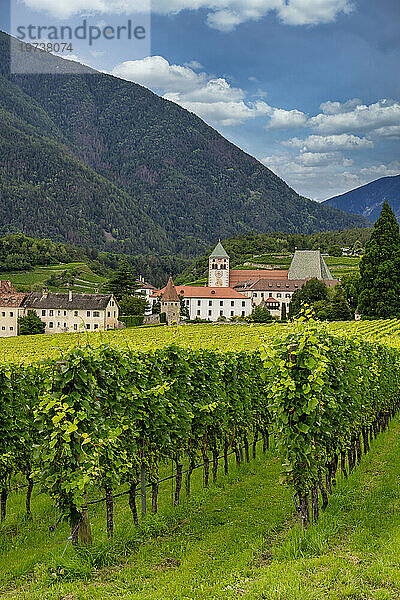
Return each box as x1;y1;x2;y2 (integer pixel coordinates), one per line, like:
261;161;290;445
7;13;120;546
2;318;400;365
1;319;400;598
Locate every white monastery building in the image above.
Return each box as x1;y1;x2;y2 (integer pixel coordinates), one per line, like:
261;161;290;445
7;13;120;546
153;241;338;321
0;281;120;337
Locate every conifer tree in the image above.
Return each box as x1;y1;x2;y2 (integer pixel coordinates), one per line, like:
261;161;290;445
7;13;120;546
281;302;287;321
358;202;400;318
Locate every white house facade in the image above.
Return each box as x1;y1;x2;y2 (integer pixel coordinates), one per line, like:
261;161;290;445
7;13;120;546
0;281;26;337
152;284;251;321
0;282;120;337
23;290;120;334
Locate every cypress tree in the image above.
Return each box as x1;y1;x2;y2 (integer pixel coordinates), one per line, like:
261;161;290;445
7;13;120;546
358;202;400;318
281;302;287;321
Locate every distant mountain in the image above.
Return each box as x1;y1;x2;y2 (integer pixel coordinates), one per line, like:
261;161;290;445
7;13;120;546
324;176;400;222
0;31;370;258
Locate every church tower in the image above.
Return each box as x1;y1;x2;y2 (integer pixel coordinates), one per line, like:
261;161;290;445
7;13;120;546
208;241;230;287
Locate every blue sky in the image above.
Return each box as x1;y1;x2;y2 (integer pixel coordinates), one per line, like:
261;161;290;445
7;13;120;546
2;0;400;200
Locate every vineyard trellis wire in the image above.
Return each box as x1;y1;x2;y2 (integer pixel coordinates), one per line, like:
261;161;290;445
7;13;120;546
1;319;400;547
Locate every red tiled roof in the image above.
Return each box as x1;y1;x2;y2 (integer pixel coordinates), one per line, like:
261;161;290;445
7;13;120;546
0;294;27;308
229;269;288;285
0;281;18;294
153;285;248;300
234;277;339;292
265;297;281;304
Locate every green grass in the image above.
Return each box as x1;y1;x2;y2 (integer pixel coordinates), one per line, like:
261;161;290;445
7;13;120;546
0;263;106;294
1;416;399;599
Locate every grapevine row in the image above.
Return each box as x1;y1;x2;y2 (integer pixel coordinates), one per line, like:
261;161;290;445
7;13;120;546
1;324;399;543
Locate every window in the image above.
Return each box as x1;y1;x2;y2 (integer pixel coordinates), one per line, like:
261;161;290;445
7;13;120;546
57;310;61;316
86;324;90;329
42;309;46;316
242;301;246;307
73;324;78;331
74;311;78;317
10;327;13;331
208;310;212;316
269;293;273;298
209;300;212;306
49;310;54;316
111;301;114;306
1;326;4;331
254;293;257;297
10;312;13;317
94;324;98;330
1;312;4;317
198;300;201;306
220;310;223;316
242;311;245;317
113;311;116;317
64;311;67;316
64;323;67;328
231;301;234;306
285;293;291;298
93;311;100;317
231;311;234;316
57;322;61;328
220;300;223;306
277;293;282;298
261;293;264;298
197;309;200;316
49;322;54;328
87;311;91;317
107;311;111;317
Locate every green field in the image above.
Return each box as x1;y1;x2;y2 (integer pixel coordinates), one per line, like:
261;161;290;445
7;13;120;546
0;263;106;294
2;318;400;366
0;323;285;364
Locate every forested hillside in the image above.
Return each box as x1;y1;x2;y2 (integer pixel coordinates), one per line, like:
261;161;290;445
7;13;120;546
0;233;190;288
0;32;369;257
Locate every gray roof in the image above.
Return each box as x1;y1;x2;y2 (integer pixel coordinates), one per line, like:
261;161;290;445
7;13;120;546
23;292;114;310
209;241;229;259
288;250;334;281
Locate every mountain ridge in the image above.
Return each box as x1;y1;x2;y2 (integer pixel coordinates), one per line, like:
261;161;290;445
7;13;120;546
0;31;370;257
324;175;400;222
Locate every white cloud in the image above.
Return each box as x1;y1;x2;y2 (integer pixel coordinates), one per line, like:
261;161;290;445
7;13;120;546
319;98;362;115
112;56;272;126
265;107;308;129
184;60;204;70
111;56;208;93
20;0;354;31
262;153;400;201
283;133;374;152
166;99;269;126
309;99;400;135
369;126;400;140
358;161;400;179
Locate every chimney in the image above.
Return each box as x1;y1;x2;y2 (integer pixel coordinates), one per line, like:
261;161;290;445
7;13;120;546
69;290;73;302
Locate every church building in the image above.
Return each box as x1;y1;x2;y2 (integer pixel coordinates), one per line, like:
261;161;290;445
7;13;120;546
207;241;338;318
152;241;338;322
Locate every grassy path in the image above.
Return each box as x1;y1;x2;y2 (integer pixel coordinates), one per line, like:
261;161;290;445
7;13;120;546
1;417;400;599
